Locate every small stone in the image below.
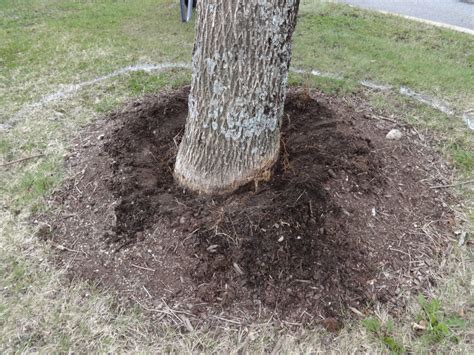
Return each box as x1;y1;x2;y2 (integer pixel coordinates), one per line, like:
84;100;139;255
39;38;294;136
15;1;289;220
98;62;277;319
386;129;403;140
278;236;284;242
97;134;105;140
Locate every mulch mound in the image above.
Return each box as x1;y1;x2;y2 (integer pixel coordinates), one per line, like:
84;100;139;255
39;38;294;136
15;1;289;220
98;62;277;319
38;86;455;328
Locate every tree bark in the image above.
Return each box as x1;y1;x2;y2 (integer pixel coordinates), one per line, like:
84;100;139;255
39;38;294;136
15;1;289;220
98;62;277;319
174;0;300;194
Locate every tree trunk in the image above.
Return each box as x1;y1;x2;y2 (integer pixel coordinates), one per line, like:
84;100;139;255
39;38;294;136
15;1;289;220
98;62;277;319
174;0;300;194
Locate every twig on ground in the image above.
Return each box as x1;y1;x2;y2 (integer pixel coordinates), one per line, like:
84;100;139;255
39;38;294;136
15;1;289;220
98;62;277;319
348;306;364;317
212;315;242;325
131;264;156;272
0;153;44;167
143;285;152;298
369;114;400;125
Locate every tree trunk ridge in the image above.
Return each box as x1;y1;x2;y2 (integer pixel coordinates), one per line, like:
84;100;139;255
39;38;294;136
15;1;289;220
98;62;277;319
175;0;300;193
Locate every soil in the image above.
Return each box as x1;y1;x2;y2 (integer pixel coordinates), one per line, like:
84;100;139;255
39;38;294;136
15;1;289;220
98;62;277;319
38;86;455;328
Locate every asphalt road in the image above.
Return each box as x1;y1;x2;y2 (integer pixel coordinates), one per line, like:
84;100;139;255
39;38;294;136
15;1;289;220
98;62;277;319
337;0;474;30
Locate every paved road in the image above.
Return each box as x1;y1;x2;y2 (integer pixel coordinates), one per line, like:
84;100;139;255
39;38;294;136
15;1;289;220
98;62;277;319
337;0;474;30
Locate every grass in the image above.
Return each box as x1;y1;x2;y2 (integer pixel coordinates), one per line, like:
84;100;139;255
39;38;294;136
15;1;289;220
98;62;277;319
361;295;468;354
416;296;466;345
0;0;194;117
296;1;474;109
362;317;405;354
0;0;473;352
126;69;191;95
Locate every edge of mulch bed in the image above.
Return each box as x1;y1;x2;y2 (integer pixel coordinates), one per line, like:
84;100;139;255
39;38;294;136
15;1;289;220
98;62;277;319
36;86;457;329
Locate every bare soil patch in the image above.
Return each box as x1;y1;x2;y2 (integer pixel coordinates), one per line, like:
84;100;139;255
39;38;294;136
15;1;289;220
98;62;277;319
39;87;455;328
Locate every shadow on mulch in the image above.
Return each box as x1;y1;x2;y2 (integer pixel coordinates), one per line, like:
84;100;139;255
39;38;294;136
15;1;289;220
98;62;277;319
38;86;455;328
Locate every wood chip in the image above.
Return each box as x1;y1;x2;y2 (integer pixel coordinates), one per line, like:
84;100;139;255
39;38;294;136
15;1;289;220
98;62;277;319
348;306;364;317
233;262;244;275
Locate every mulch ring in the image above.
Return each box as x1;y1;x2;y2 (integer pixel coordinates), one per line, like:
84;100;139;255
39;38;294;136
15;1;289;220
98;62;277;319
37;86;456;329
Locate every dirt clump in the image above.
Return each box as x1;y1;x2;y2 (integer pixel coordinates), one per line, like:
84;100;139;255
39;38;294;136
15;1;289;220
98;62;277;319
40;86;455;326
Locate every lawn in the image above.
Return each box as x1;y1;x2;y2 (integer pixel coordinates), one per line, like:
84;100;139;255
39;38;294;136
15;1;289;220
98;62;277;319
0;0;472;352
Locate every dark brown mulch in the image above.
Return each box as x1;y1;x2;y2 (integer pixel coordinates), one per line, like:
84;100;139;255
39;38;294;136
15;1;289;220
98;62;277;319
38;86;455;328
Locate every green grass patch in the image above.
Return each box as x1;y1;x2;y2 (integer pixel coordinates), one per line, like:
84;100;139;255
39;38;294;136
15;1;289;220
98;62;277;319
2;0;472;114
288;71;357;94
127;69;191;95
362;317;406;354
0;136;13;160
2;156;63;212
416;296;467;345
450;144;474;173
1;256;32;294
0;0;195;113
296;1;474;109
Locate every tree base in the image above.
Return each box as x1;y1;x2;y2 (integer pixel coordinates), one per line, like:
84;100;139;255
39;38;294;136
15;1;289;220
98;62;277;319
174;150;279;194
